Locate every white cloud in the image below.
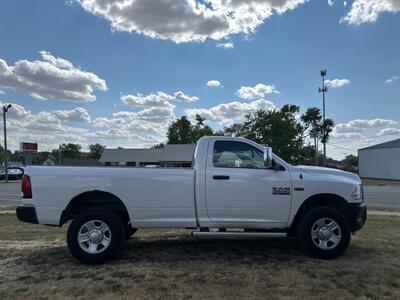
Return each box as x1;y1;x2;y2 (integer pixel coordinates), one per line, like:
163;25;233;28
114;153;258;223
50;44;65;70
333;118;398;138
94;107;175;129
90;106;175;146
0;90;4;95
1;101;172;151
0;101;91;149
121;91;198;107
135;106;175;123
1;102;92;127
186;98;276;125
328;137;374;160
85;128;161;145
92;117;116;128
34;112;60;125
3;102;31;120
334;123;363;133
207;80;221;87
121;93;172;108
76;0;307;44
341;0;400;25
385;75;399;83
30;93;47;101
378;128;400;136
39;50;74;69
174;91;199;102
0;51;107;102
331;132;363;139
349;118;397;128
237;83;279;100
217;42;234;48
53;107;91;123
325;78;350;88
327;0;335;6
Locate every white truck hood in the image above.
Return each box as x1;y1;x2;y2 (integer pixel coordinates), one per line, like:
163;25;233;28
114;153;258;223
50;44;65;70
298;165;361;185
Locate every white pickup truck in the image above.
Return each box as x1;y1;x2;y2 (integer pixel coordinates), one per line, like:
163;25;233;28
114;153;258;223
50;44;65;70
17;136;366;264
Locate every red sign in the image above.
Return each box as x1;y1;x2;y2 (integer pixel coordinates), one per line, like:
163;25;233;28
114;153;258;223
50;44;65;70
20;142;38;152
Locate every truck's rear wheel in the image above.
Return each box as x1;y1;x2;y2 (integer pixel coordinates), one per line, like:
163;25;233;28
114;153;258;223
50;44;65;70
67;208;125;264
296;206;351;259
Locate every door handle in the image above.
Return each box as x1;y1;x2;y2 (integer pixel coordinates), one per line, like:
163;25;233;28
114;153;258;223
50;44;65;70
213;175;230;180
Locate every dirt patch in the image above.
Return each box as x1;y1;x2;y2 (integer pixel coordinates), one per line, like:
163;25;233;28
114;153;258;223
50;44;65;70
0;239;65;250
0;216;399;299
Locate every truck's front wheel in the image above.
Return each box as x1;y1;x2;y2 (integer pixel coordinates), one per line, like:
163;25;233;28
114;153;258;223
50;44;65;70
296;206;351;259
67;208;125;264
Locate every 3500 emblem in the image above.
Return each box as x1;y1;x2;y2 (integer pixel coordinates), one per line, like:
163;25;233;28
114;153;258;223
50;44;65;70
272;187;291;195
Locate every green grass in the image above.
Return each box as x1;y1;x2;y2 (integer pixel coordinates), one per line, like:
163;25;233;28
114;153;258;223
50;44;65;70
0;206;15;211
0;214;66;241
368;206;400;213
0;215;399;299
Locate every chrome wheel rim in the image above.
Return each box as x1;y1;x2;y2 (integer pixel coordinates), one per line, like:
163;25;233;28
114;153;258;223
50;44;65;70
311;218;342;250
78;220;112;254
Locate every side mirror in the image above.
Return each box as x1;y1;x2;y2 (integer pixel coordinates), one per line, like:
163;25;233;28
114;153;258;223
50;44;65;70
263;146;273;168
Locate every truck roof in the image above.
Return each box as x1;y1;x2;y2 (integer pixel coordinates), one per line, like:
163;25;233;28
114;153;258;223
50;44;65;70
198;136;247;142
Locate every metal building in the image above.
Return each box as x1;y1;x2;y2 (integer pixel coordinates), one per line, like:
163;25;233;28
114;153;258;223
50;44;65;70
358;138;400;180
158;144;197;167
99;144;196;168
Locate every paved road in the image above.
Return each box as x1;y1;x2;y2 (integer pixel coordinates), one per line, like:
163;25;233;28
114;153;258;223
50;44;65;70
1;182;399;208
0;182;21;207
363;185;400;208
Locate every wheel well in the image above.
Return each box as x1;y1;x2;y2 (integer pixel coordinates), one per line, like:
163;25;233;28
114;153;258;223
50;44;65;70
60;191;130;226
289;193;349;234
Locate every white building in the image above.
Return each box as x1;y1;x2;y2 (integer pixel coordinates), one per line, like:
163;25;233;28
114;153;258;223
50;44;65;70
99;144;196;168
358;138;400;180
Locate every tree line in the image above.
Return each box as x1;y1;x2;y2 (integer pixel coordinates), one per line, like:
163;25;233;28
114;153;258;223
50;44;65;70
157;104;336;165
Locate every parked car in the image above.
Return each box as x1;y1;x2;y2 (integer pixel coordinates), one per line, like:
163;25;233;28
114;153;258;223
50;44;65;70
16;136;366;264
0;166;25;180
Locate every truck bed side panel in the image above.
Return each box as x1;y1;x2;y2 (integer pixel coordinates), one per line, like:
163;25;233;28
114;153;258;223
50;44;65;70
24;166;196;227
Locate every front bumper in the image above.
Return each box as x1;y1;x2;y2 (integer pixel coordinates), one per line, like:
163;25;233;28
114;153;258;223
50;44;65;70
346;202;367;232
16;206;39;224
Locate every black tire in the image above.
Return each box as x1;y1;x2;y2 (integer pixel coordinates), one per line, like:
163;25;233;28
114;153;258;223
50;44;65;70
296;206;351;259
67;208;125;264
125;226;137;239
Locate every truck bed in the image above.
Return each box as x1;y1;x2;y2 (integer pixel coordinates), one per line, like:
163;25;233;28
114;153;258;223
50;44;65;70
24;166;197;227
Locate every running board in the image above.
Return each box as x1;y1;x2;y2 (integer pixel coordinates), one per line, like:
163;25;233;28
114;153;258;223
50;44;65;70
191;231;286;238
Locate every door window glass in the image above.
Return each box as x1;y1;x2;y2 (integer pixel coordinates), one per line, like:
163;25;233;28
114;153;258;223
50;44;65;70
213;141;265;169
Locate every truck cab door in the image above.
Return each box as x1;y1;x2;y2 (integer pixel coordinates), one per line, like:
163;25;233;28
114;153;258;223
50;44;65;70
205;140;292;228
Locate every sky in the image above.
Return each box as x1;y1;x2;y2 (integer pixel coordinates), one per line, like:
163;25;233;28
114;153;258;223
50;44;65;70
0;0;399;159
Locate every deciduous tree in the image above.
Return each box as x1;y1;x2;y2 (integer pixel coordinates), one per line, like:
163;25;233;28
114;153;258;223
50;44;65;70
61;143;82;159
166;115;214;144
88;143;106;159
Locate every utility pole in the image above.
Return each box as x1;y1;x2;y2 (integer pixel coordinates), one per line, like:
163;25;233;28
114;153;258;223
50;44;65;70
2;104;12;182
311;129;319;166
319;69;328;166
59;144;63;166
